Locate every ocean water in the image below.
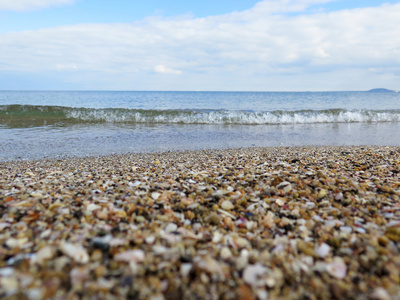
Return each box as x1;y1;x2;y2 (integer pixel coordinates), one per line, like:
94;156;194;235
1;90;400;160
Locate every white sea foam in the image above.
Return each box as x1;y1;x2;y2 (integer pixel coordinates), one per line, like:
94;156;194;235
66;108;400;125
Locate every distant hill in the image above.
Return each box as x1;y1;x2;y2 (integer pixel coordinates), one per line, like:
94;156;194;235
366;88;397;93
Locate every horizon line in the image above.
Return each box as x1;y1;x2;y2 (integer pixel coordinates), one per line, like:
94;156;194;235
0;88;398;93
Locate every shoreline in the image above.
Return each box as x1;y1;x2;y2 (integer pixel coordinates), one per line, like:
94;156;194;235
2;144;399;163
3;121;400;161
1;146;400;299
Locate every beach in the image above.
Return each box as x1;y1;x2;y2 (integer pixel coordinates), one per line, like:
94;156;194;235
1;146;400;299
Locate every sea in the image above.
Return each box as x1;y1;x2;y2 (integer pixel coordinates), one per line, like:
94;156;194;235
1;90;400;161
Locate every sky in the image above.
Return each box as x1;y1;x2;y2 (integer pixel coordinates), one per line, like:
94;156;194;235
0;0;400;91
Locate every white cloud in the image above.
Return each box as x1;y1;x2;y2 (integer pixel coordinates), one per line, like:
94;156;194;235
0;0;400;90
250;0;333;14
0;0;75;11
154;65;182;75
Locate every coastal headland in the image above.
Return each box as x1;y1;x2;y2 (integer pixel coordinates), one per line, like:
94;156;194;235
1;146;400;299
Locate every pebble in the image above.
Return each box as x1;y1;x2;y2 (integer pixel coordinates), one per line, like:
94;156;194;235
220;200;234;210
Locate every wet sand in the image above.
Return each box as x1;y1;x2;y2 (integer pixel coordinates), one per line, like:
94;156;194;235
1;146;400;299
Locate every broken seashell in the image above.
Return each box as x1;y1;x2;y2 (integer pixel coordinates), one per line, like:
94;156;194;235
243;263;269;288
31;246;55;265
151;192;161;200
61;242;89;264
114;249;145;263
326;257;347;279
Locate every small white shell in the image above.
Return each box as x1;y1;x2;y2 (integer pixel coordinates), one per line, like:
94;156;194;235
0;222;10;231
6;237;29;249
326;257;347;279
277;181;292;193
305;202;315;210
195;256;224;278
114;249;145;263
86;203;101;212
164;223;178;233
145;235;156;244
315;243;331;258
31;246;55;265
180;263;193;278
70;267;89;288
151;192;161;200
243;263;268;288
370;288;391;300
276;198;286;207
220;247;233;260
340;226;352;234
61;242;89;264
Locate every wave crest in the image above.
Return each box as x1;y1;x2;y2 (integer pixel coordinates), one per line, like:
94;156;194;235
1;104;400;126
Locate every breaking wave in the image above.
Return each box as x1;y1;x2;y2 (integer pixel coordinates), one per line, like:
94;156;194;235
1;104;400;127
